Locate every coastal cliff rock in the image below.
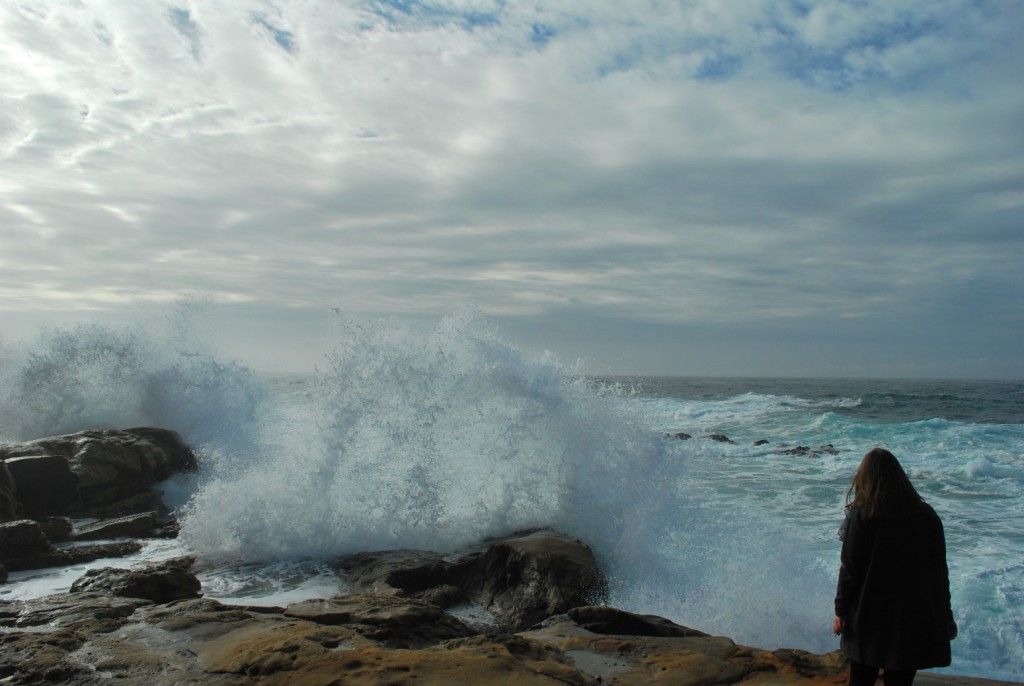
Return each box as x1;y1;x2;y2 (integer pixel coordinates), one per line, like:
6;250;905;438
0;428;197;520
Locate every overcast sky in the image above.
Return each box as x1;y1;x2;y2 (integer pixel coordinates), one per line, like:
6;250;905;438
2;0;1022;378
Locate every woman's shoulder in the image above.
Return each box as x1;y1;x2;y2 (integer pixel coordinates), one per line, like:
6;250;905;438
916;500;943;524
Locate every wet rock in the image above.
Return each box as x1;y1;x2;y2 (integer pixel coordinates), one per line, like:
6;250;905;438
0;516;142;572
782;444;841;458
339;529;608;632
70;556;201;604
72;512;158;541
339;548;449;592
1;454;78;519
414;583;465;609
0;428;197;520
567;605;708;638
666;432;692;440
0;519;53;561
447;530;608;630
706;434;735;443
285;593;474;646
0;590;151;630
753;439;769;446
0;460;19;521
38;516;73;542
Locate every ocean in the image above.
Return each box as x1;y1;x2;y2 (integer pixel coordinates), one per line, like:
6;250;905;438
1;312;1021;681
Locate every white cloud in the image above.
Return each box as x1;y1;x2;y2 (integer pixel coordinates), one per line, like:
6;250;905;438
0;0;1021;376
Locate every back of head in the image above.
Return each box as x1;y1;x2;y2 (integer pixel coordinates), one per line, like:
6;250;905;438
848;447;924;518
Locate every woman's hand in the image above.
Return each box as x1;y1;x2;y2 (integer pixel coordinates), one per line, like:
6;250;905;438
833;616;844;636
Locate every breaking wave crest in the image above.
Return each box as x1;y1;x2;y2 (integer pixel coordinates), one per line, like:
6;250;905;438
179;310;675;564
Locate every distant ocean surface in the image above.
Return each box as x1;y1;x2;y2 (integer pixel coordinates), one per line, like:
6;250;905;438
1;313;1021;681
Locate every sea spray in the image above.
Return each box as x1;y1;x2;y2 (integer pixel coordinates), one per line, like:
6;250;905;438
0;316;264;454
179;310;676;566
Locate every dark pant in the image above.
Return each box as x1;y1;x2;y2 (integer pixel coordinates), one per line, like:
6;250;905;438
849;660;917;686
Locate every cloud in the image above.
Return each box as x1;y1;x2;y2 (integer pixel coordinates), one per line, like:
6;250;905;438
1;0;1021;376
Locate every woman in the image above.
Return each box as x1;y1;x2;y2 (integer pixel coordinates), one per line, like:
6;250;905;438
834;448;957;686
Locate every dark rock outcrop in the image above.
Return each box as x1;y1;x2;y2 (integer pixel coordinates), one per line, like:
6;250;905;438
1;454;78;520
706;434;735;443
339;529;608;631
71;512;158;541
782;444;841;458
0;517;163;574
567;605;709;638
0;519;53;561
0;460;19;520
0;428;197;520
448;530;609;630
37;516;73;542
69;556;201;603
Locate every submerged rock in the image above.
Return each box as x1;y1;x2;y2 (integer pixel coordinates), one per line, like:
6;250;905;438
782;444;841;458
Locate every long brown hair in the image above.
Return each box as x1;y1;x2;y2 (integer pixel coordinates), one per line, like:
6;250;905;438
846;448;924;518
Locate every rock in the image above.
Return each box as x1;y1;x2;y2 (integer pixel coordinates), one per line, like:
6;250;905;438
0;427;197;519
285;593;474;646
0;460;20;521
567;605;709;638
66;540;145;564
339;548;449;592
70;556;201;603
72;512;158;541
753;439;769;446
446;530;608;630
0;517;142;571
706;434;735;443
782;444;841;458
0;555;1003;686
1;454;79;518
339;529;608;632
0;590;152;630
0;563;6;583
0;519;53;561
37;516;73;542
415;583;465;609
667;432;692;440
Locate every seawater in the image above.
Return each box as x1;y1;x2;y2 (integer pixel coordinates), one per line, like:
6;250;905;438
0;312;1021;681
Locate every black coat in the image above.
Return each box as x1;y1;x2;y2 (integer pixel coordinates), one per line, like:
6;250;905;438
835;502;954;670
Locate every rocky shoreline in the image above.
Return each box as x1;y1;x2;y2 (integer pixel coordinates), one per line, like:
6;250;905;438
1;429;1016;684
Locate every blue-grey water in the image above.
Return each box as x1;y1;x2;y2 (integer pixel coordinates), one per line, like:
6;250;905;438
1;312;1020;680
